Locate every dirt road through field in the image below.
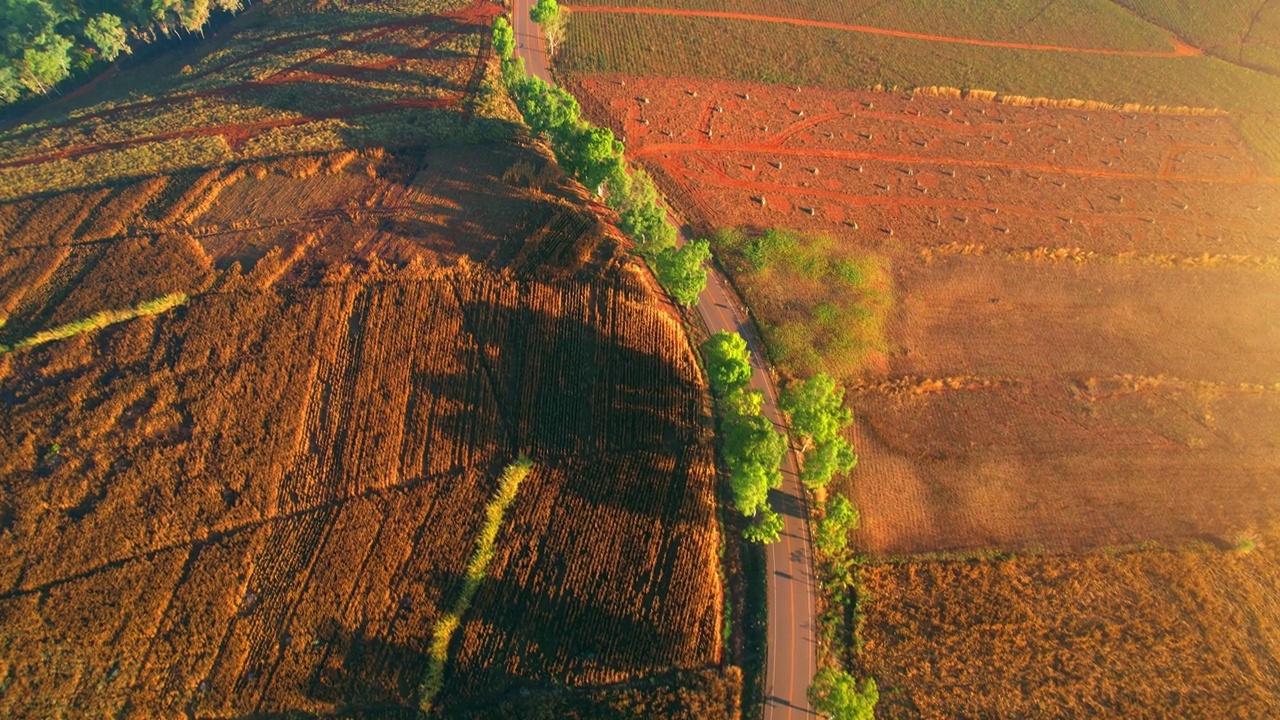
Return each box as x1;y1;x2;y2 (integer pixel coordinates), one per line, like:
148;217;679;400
513;5;818;718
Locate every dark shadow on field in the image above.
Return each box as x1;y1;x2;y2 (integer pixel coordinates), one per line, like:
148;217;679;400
455;285;706;463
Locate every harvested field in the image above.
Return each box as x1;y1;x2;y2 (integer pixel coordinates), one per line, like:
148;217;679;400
558;6;1280;168
570;73;1280;555
569;71;1280;718
859;536;1280;720
0;2;734;716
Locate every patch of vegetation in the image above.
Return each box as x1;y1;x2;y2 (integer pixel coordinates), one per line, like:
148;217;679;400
418;456;534;713
700;330;786;543
497;20;710;305
779;372;858;491
711;228;892;381
0;291;187;354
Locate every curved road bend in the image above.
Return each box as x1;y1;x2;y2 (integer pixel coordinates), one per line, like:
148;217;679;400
510;6;818;717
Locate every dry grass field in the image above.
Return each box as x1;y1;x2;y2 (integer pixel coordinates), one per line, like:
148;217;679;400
0;2;737;717
568;72;1280;718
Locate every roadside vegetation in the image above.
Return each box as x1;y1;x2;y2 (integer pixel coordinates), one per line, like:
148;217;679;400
711;228;892;381
495;18;709;304
700;330;786;543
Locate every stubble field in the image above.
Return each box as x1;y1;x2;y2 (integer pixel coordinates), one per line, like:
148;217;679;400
568;72;1280;718
0;1;736;717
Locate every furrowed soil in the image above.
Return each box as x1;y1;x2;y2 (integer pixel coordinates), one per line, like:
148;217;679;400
0;3;734;718
568;73;1280;718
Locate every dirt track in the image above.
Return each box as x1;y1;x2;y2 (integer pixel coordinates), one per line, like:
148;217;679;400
566;5;1203;57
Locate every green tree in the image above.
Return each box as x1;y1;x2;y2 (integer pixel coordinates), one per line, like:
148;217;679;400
562;123;623;192
491;15;514;59
743;506;784;544
723;387;763;418
83;13;130;61
529;0;558;24
607;168;675;258
723;412;785;516
701;331;752;396
814;495;859;555
808;667;878;720
19;31;73;93
779;372;851;447
655;239;709;306
799;436;857;490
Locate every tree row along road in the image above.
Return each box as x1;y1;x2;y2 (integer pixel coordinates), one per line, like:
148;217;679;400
510;5;818;718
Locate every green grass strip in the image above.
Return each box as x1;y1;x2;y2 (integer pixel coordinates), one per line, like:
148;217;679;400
417;455;534;713
0;292;189;354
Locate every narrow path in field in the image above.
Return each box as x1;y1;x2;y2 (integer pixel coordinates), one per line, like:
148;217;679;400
635;141;1280;185
565;6;1203;57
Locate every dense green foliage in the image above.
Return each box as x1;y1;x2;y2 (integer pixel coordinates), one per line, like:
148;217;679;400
723;410;785;517
742;506;783;544
780;373;857;490
814;495;858;556
492;16;515;60
529;0;566;54
808;667;878;720
654;239;710;307
0;0;244;104
499;43;708;306
701;330;752;396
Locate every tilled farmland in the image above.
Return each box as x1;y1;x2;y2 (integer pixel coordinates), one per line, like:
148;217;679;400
0;2;732;710
568;71;1280;718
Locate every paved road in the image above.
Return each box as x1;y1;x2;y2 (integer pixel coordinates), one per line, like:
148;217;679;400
509;6;817;717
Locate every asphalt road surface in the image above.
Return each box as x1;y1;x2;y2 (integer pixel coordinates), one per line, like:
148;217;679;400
509;6;818;716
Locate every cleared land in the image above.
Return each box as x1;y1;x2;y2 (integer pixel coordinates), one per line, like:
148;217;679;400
567;73;1280;717
1113;0;1280;75
0;2;735;717
558;1;1280;170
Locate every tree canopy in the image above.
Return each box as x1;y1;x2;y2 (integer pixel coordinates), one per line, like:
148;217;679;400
814;495;859;556
655;239;710;307
1;0;245;105
491;16;514;60
808;667;878;720
780;372;858;489
701;331;752;396
723;412;785;517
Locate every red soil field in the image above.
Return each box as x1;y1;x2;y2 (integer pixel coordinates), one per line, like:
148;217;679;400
568;73;1280;555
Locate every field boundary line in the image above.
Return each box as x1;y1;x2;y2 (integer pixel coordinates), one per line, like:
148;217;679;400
564;6;1202;57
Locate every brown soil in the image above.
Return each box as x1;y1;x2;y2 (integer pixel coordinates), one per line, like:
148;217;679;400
568;73;1280;555
0;26;731;713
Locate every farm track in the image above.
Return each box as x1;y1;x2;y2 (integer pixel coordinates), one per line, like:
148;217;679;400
564;5;1203;57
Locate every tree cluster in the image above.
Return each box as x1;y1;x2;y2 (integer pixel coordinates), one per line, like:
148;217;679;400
495;18;708;308
528;0;565;55
701;331;786;543
808;667;878;720
1;0;243;104
779;372;857;490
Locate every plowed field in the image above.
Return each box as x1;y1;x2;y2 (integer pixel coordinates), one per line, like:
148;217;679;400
568;72;1280;718
0;2;733;716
